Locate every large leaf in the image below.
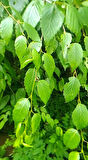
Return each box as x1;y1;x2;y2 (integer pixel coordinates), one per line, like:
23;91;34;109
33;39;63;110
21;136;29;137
66;5;81;35
23;22;41;42
0;17;13;43
68;152;80;160
67;43;83;71
13;98;30;123
23;1;40;27
63;128;80;149
24;68;36;96
72;103;88;130
78;7;88;26
41;3;64;41
9;0;28;13
64;77;80;102
37;80;51;104
42;54;55;78
15;35;27;59
31;113;41;134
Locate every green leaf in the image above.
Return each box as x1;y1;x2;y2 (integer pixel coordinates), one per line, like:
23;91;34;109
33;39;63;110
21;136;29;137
68;151;80;160
24;68;36;96
54;66;61;78
0;79;6;92
23;22;40;42
13;98;30;123
31;113;41;134
64;77;80;102
32;49;41;70
0;95;10;110
60;32;72;58
9;0;28;13
41;3;64;41
46;114;54;128
28;41;42;52
42;54;55;78
37;80;51;104
45;38;58;54
78;7;88;26
58;78;64;92
63;128;80;149
0;17;13;43
23;1;40;27
67;43;83;71
56;127;63;136
66;5;81;35
0;39;5;57
16;88;26;101
15;35;27;59
84;36;88;51
16;123;25;137
19;49;33;69
0;115;8;130
72;103;88;130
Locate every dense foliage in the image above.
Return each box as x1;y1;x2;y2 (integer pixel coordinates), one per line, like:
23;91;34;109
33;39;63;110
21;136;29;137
0;0;88;159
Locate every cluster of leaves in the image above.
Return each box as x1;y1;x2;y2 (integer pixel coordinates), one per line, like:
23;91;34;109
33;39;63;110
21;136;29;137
1;0;88;159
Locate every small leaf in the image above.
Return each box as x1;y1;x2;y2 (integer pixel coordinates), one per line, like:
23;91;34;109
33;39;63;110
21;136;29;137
42;54;55;78
72;103;88;130
68;43;83;71
15;35;27;59
56;127;63;136
68;151;80;160
46;114;54;128
13;98;30;123
64;77;80;102
58;78;64;92
28;41;42;52
0;17;13;43
32;49;41;70
41;3;64;41
37;80;51;104
24;68;35;96
63;128;80;149
31;113;41;133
